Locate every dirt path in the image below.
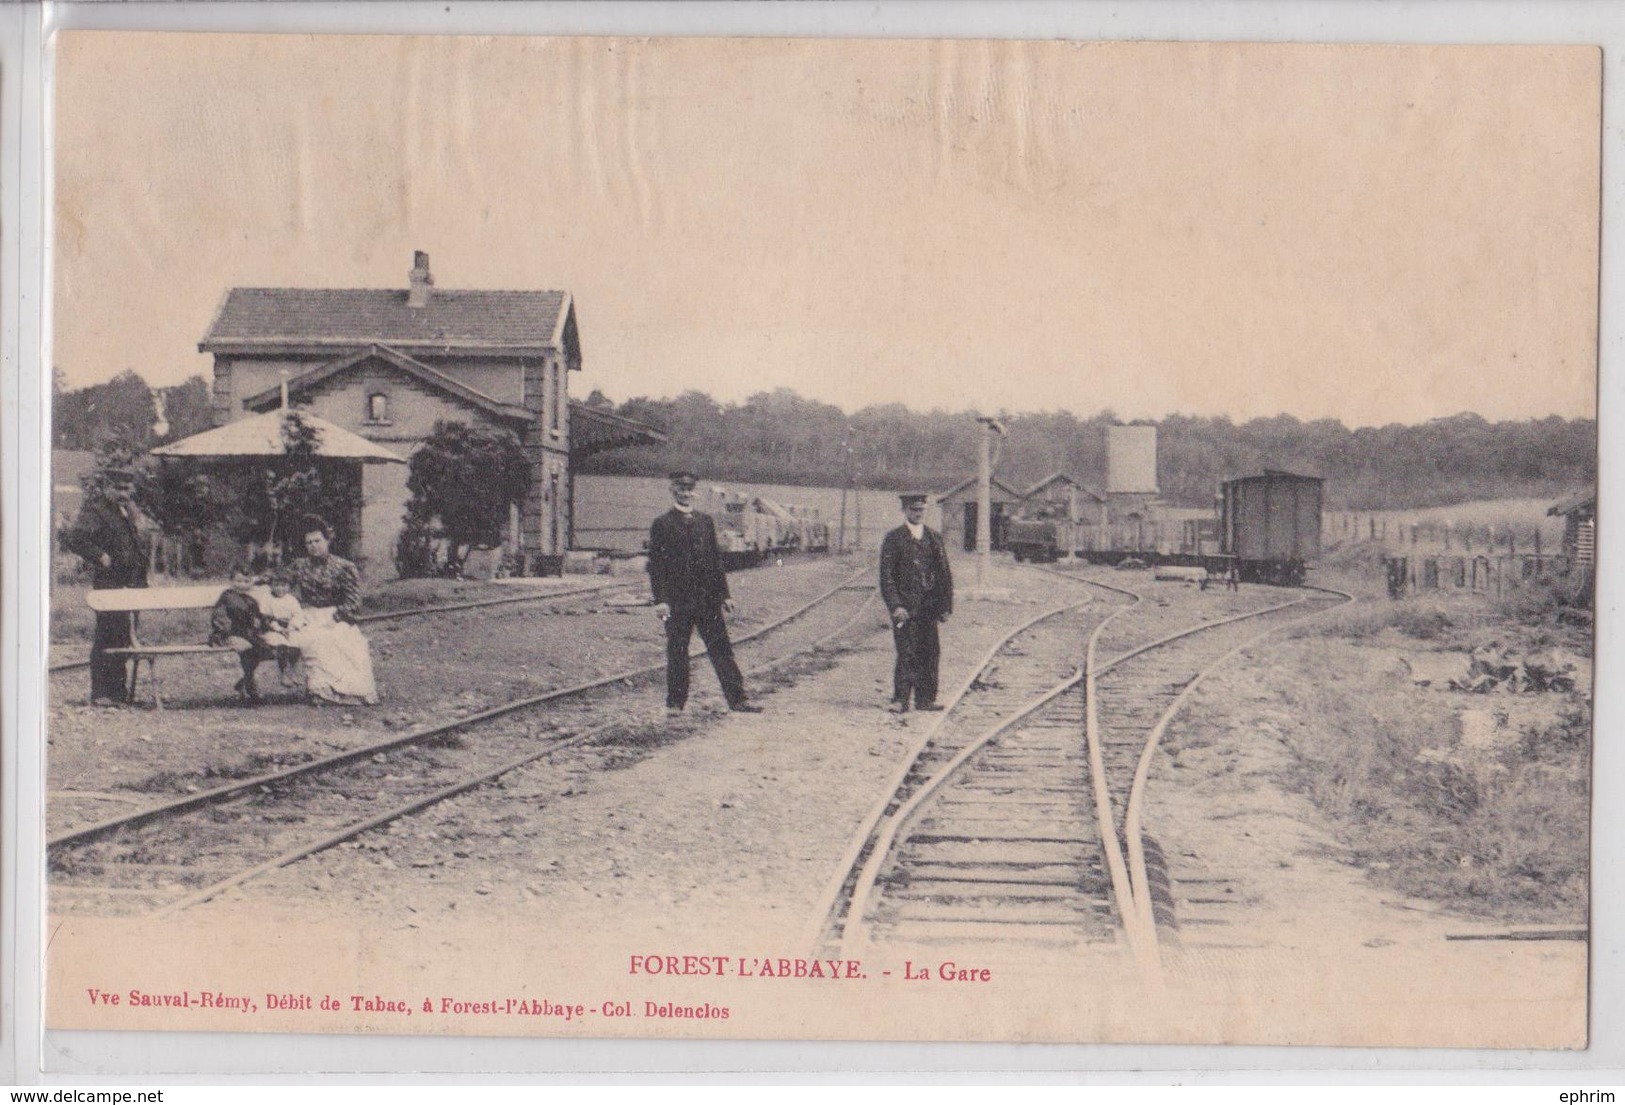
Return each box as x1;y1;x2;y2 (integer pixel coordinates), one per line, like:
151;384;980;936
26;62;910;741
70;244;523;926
1141;629;1586;1047
44;564;1585;1046
209;559;1067;938
46;558;856;833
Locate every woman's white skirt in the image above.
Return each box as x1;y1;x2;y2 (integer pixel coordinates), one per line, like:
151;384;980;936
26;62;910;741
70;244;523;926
290;608;379;705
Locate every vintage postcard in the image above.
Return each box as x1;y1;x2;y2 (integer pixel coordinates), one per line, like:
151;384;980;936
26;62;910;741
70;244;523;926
43;32;1597;1048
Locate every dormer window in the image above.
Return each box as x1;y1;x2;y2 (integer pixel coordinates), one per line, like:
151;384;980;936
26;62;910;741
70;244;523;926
366;392;391;424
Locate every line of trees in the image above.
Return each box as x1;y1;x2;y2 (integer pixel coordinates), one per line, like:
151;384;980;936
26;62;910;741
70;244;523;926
581;389;1595;510
53;369;215;451
52;369;1595;512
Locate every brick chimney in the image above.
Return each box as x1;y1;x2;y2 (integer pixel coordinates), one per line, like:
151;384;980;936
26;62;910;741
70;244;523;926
407;251;433;308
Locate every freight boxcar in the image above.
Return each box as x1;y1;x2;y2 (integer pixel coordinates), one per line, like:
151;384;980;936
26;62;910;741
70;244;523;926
1219;470;1323;585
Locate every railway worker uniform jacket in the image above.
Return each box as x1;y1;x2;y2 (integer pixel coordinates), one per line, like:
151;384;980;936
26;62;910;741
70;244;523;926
879;522;954;709
647;507;748;710
63;493;151;703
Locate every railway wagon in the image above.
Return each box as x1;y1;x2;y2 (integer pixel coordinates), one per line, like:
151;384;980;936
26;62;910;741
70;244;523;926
1006;517;1062;562
1012;513;1196;565
707;489;831;569
1220;470;1323;585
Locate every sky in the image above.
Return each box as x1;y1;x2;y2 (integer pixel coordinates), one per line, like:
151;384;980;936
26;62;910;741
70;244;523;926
53;34;1600;427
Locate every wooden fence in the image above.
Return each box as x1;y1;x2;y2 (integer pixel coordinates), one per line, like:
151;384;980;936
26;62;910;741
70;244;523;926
57;534;246;585
1383;553;1573;599
1324;511;1562;559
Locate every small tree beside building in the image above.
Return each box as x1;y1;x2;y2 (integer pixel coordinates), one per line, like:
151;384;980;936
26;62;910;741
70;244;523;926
398;421;530;578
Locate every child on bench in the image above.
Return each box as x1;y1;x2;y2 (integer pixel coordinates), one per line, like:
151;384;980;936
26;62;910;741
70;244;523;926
257;568;306;687
209;564;273;703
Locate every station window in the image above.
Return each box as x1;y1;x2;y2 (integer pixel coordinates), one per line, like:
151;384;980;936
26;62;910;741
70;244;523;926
366;392;390;423
550;362;562;435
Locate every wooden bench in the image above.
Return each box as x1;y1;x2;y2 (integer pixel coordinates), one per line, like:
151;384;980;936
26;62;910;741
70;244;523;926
87;584;237;709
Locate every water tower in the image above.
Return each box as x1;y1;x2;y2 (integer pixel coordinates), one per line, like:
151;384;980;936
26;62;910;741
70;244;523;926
1106;423;1159;526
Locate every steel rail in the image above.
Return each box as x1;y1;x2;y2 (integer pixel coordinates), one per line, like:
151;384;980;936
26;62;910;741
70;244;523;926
1074;579;1336;966
811;566;1151;957
1116;585;1356;961
806;569;1139;956
151;588;882;916
1079;592;1153;964
49;565;872;851
1046;566;1285;964
831;598;1097;962
819;565;1351;964
834;667;1085;962
1018;568;1327;961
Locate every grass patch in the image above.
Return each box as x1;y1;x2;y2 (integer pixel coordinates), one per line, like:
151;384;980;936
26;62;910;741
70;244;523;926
1303;568;1592;659
1276;636;1589;924
1303;594;1483;643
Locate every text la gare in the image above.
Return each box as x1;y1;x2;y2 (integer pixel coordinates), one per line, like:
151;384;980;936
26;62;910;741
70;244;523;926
902;961;992;982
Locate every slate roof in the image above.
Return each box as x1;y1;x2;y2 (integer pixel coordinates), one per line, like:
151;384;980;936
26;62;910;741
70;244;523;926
200;288;570;351
1219;469;1324;488
1548;486;1596;517
570;404;668;458
934;475;1024;504
1023;472;1106;503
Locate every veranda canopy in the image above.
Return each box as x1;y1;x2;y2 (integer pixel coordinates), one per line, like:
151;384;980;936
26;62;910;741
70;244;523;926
152;410;406;464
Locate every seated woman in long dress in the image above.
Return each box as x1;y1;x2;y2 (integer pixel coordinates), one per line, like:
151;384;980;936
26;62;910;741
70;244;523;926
286;514;379;706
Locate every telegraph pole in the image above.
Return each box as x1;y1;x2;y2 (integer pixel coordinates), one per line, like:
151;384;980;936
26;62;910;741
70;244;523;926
974;415;1005;588
1067;483;1079;562
853;461;863;552
837;425;851;555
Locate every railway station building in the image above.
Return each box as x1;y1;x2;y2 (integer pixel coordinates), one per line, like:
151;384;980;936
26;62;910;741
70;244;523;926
196;252;661;577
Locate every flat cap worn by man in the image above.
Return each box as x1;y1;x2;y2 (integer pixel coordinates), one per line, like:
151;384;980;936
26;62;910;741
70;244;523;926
647;471;762;717
879;492;954;713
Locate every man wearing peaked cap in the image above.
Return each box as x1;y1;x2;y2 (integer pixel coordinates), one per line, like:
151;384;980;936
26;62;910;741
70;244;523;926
63;462;151;705
647;470;761;717
879;492;953;713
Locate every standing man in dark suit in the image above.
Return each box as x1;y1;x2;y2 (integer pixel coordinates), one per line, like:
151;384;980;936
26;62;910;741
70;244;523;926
879;493;954;713
63;466;151;705
648;471;762;718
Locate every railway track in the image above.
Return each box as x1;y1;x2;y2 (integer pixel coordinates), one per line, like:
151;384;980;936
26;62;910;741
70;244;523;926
813;567;1351;968
47;577;635;675
808;577;1133;957
48;569;882;917
1096;583;1351;965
